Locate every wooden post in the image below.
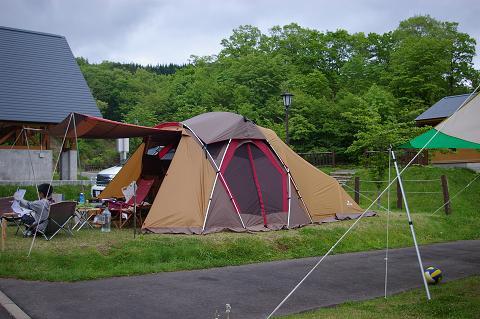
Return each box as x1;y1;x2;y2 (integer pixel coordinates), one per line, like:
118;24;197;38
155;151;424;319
1;218;6;252
396;179;403;210
354;177;360;204
441;175;451;215
332;150;336;167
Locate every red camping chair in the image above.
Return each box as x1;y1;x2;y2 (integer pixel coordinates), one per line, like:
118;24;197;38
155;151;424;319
107;178;154;228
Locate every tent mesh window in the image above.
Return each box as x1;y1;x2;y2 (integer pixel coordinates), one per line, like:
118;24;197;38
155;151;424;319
223;141;288;226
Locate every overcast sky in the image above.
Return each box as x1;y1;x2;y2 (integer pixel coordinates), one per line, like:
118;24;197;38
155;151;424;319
1;0;479;67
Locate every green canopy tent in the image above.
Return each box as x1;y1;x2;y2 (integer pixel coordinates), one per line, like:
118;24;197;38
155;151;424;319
401;94;480;149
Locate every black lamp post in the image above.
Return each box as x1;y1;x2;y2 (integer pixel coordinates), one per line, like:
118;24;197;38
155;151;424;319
281;92;293;145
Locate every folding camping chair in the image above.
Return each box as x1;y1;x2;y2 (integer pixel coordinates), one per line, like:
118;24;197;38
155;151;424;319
26;201;77;241
106;178;154;228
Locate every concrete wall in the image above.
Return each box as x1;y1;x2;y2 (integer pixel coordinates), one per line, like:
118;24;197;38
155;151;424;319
60;149;77;180
0;149;52;181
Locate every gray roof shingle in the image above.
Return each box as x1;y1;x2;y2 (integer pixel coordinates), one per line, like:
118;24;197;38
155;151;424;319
0;26;101;124
415;93;477;122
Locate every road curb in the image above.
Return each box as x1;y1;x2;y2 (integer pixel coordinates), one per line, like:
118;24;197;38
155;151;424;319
0;290;30;319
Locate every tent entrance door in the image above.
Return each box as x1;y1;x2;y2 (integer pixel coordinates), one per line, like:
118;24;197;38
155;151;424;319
222;141;288;228
141;143;177;203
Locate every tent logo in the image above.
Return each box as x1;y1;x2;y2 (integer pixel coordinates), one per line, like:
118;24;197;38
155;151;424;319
346;200;353;206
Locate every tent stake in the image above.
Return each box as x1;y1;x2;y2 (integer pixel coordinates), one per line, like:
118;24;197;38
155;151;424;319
390;150;431;300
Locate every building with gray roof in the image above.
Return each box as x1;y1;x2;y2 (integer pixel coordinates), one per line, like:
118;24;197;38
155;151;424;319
415;93;477;126
0;26;101;181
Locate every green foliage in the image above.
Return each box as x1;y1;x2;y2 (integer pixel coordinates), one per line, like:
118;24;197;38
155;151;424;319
77;139;118;168
76;15;477;164
341;85;426;184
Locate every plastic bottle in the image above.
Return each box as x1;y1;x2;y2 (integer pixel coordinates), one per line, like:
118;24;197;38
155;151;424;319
79;193;85;204
101;207;111;232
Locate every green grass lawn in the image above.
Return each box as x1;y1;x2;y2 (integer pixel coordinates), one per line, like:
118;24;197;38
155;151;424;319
279;276;480;319
0;166;478;281
0;184;88;201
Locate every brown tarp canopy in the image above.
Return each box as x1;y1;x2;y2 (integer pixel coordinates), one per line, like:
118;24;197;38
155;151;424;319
47;112;179;141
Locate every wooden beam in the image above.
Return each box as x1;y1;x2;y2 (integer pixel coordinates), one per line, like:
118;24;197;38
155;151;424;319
0;130;16;145
0;145;43;150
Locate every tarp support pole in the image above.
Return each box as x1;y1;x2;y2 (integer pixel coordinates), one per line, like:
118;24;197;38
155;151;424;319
384;146;392;298
28;113;74;257
391;149;431;300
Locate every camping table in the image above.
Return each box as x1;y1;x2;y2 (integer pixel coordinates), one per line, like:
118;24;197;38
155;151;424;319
73;207;103;231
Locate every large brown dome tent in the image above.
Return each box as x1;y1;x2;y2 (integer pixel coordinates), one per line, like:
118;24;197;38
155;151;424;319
99;112;363;234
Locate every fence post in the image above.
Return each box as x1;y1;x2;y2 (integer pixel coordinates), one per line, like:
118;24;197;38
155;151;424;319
354;177;360;204
396;179;402;209
440;175;451;215
332;151;336;167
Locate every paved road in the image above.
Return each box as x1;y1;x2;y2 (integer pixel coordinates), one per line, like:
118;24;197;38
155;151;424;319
0;240;479;319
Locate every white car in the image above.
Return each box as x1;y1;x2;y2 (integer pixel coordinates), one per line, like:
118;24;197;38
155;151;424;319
91;165;122;198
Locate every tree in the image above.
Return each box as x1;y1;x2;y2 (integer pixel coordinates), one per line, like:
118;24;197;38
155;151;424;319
77;16;478;166
220;25;265;58
389;15;477;116
342;85;422;187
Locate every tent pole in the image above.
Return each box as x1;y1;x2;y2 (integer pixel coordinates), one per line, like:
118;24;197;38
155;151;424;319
202;140;232;233
287;172;291;228
202;174;219;232
182;126;246;229
288;170;313;223
267;145;313;223
390;150;431;300
218;174;246;229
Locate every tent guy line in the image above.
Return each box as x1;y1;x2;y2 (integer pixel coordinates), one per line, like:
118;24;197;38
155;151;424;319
429;172;480;216
265;83;480;318
27;113;74;257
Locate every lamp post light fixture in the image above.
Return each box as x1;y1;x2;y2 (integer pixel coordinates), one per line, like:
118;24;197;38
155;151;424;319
281;92;294;145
